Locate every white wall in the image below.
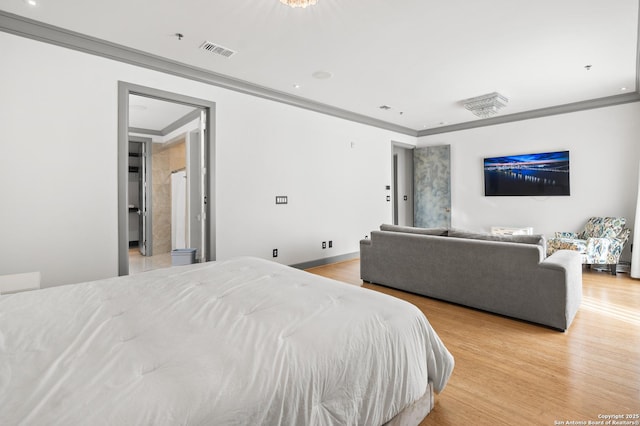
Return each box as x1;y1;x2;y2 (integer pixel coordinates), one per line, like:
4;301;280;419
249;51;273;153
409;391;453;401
3;31;638;287
216;95;412;264
0;32;415;287
419;103;640;259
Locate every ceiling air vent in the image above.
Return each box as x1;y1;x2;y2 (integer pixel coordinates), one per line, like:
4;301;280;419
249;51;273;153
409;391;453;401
199;41;236;58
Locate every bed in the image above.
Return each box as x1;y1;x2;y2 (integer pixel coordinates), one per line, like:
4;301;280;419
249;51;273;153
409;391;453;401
0;257;454;425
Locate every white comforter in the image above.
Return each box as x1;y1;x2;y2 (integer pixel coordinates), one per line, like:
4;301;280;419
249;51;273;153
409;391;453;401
0;257;453;425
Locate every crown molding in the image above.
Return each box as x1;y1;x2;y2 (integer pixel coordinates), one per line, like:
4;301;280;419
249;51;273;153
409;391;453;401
417;92;640;137
420;2;640;136
128;127;163;136
161;109;200;135
128;108;202;137
1;9;638;138
0;10;417;137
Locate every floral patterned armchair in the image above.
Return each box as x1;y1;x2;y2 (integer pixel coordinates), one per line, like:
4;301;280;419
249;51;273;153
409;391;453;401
547;217;630;275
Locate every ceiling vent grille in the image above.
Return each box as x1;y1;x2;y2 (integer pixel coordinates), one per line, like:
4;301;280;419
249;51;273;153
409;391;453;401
199;41;236;58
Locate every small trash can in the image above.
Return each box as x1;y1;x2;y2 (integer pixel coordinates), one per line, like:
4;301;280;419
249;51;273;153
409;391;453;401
171;248;197;266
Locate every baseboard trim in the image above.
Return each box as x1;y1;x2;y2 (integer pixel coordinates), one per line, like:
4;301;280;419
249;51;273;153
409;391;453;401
290;252;359;270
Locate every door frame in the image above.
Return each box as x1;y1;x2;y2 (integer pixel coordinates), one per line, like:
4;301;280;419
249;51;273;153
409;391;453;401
118;82;216;276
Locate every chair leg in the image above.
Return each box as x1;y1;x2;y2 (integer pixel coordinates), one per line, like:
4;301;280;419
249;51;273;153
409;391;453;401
610;264;617;276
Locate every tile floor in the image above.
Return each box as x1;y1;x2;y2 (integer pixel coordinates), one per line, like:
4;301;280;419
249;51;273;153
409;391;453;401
128;248;172;274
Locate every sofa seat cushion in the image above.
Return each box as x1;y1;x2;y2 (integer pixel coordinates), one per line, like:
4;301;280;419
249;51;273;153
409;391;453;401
547;238;587;256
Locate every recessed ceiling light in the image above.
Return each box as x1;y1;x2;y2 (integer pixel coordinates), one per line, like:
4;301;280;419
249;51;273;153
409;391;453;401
24;0;38;6
621;87;628;91
312;71;332;80
293;84;301;89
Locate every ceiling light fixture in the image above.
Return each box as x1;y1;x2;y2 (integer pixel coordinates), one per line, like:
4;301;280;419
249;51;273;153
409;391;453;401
280;0;318;8
462;92;509;119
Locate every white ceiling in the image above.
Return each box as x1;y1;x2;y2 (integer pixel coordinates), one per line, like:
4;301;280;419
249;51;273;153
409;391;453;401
1;0;638;132
129;95;198;132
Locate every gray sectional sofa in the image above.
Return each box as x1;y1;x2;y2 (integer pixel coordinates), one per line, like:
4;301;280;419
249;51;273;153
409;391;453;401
360;224;583;331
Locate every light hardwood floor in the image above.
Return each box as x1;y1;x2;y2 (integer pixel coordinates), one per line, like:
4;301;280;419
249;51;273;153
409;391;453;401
306;260;640;426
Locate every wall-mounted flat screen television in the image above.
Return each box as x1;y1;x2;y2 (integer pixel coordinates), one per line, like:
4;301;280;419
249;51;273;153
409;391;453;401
484;150;570;196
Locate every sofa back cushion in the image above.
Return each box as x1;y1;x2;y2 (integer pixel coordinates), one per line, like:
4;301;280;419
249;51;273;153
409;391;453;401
582;217;627;239
380;224;448;236
448;229;546;249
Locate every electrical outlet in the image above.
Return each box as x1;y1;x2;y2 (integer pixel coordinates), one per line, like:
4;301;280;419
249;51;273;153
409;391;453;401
273;249;278;257
322;241;327;249
328;240;333;248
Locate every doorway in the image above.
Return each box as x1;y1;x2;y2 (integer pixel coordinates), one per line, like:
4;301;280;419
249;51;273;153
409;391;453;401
118;82;216;276
128;136;152;257
392;144;414;226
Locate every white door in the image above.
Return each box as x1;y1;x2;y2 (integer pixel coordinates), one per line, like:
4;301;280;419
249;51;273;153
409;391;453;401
171;170;187;249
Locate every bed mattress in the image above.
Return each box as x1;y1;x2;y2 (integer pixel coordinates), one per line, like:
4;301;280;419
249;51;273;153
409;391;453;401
0;257;454;425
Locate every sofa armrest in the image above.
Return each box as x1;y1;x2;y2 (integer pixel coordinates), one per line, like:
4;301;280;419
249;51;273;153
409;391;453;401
360;238;371;246
540;249;582;271
619;227;631;243
539;250;583;330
